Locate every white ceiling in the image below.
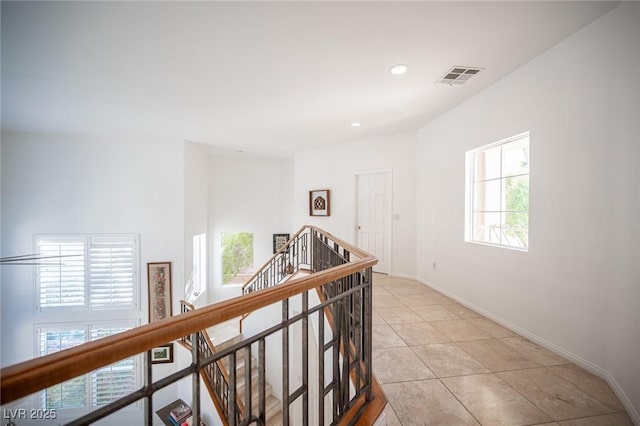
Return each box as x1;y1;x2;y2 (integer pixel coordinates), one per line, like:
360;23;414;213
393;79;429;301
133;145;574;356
1;1;617;157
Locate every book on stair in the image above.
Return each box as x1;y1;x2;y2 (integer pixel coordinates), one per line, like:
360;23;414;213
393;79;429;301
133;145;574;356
169;402;192;423
168;416;192;426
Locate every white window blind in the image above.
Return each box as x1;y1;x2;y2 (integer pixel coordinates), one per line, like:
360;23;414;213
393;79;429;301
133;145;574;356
34;234;140;413
37;324;137;410
37;239;86;308
36;235;137;311
90;326;136;406
38;328;88;410
89;238;135;309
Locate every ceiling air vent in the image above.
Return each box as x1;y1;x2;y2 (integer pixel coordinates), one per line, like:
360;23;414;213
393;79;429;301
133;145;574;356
438;66;483;85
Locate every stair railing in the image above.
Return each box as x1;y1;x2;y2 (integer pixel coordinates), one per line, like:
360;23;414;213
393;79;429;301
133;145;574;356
0;226;386;426
180;301;244;426
243;226;312;292
240;226;355;331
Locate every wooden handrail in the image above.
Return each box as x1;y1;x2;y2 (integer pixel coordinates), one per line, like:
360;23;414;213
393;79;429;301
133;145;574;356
0;257;377;405
240;225;308;292
306;225;371;259
241;225;371;293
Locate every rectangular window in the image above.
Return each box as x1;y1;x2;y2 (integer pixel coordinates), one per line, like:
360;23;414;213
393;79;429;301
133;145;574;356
465;133;529;250
37;323;138;411
36;235;137;311
221;232;254;285
34;234;140;413
188;233;207;302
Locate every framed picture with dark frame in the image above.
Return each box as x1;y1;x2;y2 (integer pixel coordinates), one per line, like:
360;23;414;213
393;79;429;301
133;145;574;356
273;233;290;254
151;343;174;364
147;262;172;323
309;189;330;216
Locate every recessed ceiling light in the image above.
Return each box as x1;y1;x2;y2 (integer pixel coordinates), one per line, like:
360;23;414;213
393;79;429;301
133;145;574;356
351;122;361;127
389;64;408;75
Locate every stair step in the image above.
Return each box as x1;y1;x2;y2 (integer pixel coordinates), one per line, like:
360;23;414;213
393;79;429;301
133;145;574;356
266;409;283;426
210;333;243;352
198;328;282;426
235;366;260;391
245;394;281;421
221;351;255;375
236;379;274;405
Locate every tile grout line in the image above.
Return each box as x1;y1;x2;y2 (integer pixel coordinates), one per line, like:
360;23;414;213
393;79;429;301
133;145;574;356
373;277;630;425
438;377;485;425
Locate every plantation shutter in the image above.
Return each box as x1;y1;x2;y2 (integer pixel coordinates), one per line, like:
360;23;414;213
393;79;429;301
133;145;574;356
38;325;137;410
38;328;89;409
89;237;136;309
37;239;86;308
37;235;136;310
35;234;140;411
90;326;136;406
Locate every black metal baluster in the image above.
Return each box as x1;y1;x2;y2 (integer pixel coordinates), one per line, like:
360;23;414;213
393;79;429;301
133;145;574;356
229;351;237;426
332;297;340;421
341;293;350;412
282;298;289;426
192;332;201;425
144;350;153;426
364;268;373;401
318;308;325;426
244;346;252;423
259;338;266;425
302;291;309;426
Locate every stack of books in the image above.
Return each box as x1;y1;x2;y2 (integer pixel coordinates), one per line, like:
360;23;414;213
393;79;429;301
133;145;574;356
168;403;192;426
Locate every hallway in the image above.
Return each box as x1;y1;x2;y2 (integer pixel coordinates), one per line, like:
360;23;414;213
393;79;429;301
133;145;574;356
372;275;631;426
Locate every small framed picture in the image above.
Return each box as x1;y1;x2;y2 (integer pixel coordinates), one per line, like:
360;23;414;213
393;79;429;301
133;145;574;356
151;343;174;364
309;189;331;216
148;262;172;323
273;233;290;254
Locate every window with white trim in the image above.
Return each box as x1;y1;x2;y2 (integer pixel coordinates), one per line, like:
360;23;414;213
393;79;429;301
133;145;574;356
34;234;140;412
465;133;530;250
190;233;207;302
36;322;137;411
36;235;137;311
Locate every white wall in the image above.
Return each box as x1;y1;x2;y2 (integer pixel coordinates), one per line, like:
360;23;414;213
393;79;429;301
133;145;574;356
181;142;214;421
0;132;185;425
415;2;639;421
293;131;417;278
207;154;294;303
205;153;294;410
184;142;210;299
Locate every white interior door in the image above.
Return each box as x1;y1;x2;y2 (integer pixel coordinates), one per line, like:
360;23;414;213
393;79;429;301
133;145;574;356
355;171;391;274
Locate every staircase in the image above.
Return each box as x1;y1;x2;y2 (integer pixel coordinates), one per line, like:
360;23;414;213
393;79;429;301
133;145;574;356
179;308;284;425
0;226;385;426
221;347;282;425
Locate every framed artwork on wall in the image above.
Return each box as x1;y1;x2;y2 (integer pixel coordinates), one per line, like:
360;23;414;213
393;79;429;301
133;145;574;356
309;189;331;216
147;262;172;323
273;233;290;254
151;343;174;364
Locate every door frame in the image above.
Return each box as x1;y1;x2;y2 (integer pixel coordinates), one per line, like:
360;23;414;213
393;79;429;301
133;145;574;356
353;169;393;275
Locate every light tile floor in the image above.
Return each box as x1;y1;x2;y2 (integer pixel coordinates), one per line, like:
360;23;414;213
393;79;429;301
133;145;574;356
372;274;632;426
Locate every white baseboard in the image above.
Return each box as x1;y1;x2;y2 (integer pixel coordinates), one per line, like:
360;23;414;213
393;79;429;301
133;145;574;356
388;272;417;280
414;276;640;425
